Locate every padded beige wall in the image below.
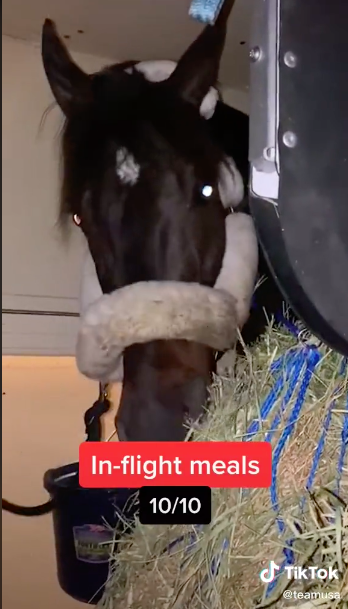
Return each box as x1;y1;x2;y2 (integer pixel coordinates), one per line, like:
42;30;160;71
2;356;120;609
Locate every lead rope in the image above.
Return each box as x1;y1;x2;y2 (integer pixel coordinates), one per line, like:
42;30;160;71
84;383;112;442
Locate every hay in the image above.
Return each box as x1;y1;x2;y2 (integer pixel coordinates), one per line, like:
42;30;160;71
99;320;348;609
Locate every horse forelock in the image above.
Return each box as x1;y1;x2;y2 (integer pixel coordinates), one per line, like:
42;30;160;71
58;66;224;228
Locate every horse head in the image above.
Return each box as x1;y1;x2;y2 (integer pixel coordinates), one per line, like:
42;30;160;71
41;0;258;441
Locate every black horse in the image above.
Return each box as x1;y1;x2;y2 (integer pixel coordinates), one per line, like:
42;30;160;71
41;0;261;445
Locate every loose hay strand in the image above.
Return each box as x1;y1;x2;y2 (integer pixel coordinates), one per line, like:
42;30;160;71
99;321;348;609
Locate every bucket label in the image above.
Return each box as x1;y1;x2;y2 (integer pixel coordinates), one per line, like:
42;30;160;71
73;524;114;564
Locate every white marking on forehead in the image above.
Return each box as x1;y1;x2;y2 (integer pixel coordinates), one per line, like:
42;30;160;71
134;60;177;82
115;147;140;185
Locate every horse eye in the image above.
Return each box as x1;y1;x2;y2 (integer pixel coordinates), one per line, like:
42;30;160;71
194;184;215;208
201;185;213;198
73;214;81;226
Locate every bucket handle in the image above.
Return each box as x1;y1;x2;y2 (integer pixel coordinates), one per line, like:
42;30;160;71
2;383;112;517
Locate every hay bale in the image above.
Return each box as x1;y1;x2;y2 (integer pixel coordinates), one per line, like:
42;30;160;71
99;321;348;609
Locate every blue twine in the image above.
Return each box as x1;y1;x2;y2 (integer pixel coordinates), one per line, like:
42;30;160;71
305;405;333;495
339;357;348;376
241;349;302;505
336;394;348;493
245;349;299;439
265;351;307;443
218;344;320;599
166;305;347;599
179;525;204;572
210;538;229;577
302;357;347;503
269;347;321;535
188;0;224;24
190;537;230;601
164;535;186;555
164;525;203;559
266;350;348;598
265;539;295;596
205;341;321;597
274;311;302;339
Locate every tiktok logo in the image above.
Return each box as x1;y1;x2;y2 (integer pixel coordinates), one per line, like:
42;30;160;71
259;561;280;583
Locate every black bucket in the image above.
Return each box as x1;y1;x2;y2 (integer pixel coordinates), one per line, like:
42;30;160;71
44;462;138;605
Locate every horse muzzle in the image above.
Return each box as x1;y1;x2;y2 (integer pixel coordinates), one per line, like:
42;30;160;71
76;212;258;383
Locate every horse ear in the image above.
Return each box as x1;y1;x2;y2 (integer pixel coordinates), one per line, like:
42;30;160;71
41;19;92;116
168;0;235;108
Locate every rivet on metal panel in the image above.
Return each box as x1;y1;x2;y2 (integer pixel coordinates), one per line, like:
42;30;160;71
284;51;297;68
249;46;261;63
282;131;298;148
263;146;276;161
